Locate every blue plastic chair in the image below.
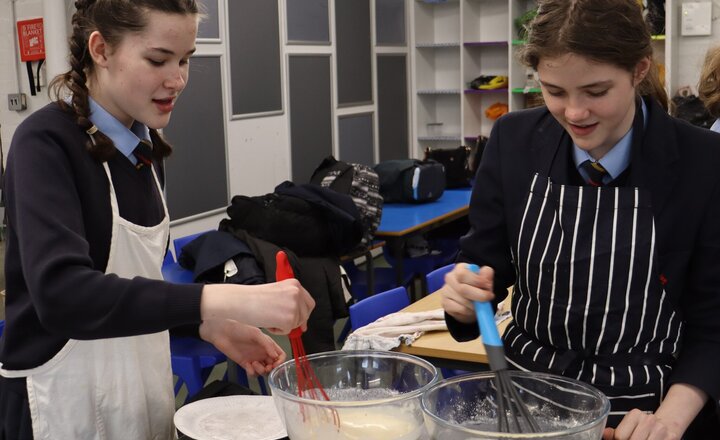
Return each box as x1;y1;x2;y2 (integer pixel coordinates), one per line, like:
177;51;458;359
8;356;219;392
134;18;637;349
161;250;196;284
342;258;415;302
426;263;455;295
171;336;230;401
173;230;213;261
162;238;263;400
382;247;436;291
426;263;482;379
349;286;411;330
336;259;415;344
428;237;460;268
163;252;227;400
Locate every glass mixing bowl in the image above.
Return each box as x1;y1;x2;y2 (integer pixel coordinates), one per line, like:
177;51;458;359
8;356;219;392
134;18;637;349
421;371;611;439
268;350;439;440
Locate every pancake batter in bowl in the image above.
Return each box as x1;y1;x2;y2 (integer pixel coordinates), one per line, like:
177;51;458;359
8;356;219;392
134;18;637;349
285;407;427;440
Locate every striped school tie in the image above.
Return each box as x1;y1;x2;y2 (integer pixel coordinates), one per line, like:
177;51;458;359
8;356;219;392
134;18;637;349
133;140;153;170
580;160;608;187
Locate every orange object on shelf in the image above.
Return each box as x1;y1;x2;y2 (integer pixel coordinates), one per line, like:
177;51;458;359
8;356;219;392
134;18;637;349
485;102;509;120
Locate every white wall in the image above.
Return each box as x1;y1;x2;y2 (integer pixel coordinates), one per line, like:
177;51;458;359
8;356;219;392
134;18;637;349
0;0;292;242
674;0;720;94
0;0;53;158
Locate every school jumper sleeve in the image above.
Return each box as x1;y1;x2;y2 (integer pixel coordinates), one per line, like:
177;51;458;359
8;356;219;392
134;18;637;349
664;163;720;408
445;112;517;341
1;104;203;370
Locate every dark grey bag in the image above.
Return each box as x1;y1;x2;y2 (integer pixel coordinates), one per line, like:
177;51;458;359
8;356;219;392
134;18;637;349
374;159;446;203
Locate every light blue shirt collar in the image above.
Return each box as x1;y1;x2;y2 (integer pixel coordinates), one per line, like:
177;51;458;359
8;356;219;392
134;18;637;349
573;98;647;184
88;97;151;165
710;118;720;133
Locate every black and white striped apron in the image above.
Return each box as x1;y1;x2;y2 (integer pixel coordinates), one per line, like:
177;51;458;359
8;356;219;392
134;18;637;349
505;173;682;427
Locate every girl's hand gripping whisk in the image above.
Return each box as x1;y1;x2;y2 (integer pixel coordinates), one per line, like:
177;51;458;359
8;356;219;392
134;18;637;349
468;264;539;433
275;251;340;428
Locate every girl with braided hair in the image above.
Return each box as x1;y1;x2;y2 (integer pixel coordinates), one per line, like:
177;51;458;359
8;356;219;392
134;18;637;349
0;1;315;438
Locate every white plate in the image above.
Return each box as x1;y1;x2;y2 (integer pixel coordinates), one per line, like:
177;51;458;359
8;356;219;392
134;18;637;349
174;395;287;440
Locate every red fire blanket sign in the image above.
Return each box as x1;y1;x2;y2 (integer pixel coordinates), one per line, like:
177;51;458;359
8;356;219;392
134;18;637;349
17;18;45;62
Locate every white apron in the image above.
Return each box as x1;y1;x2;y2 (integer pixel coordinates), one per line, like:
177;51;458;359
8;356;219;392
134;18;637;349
0;162;176;439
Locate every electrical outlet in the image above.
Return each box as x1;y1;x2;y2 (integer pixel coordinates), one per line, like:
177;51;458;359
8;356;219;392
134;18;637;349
8;93;27;111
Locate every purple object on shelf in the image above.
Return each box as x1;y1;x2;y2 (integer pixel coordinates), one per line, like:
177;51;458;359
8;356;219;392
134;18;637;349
464;88;508;94
463;41;509;47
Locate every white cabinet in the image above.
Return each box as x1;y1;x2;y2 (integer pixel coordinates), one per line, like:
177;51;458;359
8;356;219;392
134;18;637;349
656;0;679;98
410;0;677;157
413;0;462;146
462;0;510;145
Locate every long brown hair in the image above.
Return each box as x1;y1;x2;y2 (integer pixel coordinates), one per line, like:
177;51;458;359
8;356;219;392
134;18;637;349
49;0;199;162
518;0;668;111
698;46;720;118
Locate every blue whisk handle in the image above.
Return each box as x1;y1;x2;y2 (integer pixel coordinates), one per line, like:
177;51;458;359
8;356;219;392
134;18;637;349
467;264;508;371
473;301;502;347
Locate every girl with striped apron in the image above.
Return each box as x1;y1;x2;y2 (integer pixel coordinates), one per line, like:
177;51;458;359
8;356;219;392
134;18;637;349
503;111;681;427
0;162;176;439
506;175;680;426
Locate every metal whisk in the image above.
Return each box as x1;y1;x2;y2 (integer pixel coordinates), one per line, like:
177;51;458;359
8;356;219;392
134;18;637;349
468;264;539;433
275;251;339;428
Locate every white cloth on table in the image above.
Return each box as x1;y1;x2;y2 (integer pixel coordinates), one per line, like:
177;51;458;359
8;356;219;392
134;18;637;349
341;309;447;351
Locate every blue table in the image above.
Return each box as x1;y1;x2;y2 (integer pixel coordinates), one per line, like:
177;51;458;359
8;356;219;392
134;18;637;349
375;188;472;288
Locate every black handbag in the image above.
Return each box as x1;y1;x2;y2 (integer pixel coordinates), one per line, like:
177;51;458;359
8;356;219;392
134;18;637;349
424;146;472;188
471;135;488;175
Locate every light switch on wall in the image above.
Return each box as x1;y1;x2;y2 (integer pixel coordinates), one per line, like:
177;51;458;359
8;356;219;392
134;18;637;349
681;1;712;36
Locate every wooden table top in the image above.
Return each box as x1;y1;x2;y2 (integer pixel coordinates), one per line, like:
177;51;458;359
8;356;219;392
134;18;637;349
395;291;511;365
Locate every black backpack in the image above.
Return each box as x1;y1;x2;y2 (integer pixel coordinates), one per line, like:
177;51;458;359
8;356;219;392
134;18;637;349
310;156;383;247
223;181;363;257
374;159;446;203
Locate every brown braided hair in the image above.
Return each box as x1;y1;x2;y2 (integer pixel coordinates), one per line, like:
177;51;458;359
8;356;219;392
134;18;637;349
49;0;199;162
517;0;668;111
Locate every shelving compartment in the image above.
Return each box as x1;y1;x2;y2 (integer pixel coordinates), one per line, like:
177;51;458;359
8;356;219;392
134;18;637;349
508;45;534;110
463;0;509;43
462;43;509;138
508;0;539;111
509;0;537;42
463;92;507;139
416;93;462;143
415;46;461;92
414;0;461;46
463;44;508;89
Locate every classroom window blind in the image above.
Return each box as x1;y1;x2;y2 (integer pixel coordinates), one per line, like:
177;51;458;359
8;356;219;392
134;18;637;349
228;0;283;116
335;0;373;106
376;0;406;45
196;0;219;40
286;0;330;44
163;56;228;220
339;113;375;166
377;55;409;161
289;55;333;183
